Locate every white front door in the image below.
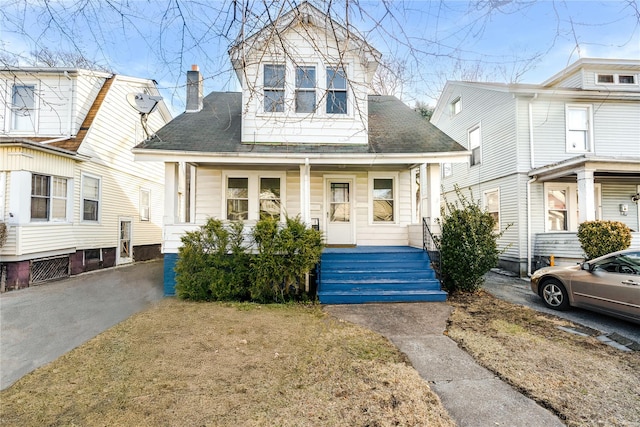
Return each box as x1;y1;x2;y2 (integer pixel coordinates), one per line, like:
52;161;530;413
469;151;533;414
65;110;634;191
117;217;133;265
325;178;355;245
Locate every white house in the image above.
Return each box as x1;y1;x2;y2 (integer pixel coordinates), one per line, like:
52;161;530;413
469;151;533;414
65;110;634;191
133;2;470;299
0;67;172;290
431;58;640;277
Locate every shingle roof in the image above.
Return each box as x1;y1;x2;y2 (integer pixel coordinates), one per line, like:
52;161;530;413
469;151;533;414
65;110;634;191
137;92;465;155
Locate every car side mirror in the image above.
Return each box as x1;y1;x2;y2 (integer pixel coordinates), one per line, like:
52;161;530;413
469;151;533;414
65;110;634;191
581;262;592;271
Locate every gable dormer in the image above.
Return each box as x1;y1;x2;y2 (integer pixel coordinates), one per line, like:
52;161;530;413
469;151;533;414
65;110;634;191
228;2;381;145
542;58;640;91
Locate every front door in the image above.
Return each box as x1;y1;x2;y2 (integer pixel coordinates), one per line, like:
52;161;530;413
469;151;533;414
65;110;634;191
325;178;355;245
117;218;133;265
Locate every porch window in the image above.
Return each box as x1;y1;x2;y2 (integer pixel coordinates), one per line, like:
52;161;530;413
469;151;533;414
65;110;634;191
12;84;36;131
295;66;316;113
31;174;67;221
227;178;249;220
373;178;394;222
566;105;592;152
82;174;101;221
264;64;285;112
140;188;150;221
468;125;481;166
547;189;568;231
259;177;281;219
326;66;347;114
330;183;350;222
484;189;500;232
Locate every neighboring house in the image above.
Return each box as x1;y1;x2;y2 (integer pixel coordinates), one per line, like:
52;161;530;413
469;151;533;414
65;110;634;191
133;2;469;298
431;58;640;277
0;67;172;290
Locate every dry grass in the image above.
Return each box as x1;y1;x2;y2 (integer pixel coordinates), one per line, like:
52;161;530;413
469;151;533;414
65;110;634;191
0;299;454;427
447;291;640;427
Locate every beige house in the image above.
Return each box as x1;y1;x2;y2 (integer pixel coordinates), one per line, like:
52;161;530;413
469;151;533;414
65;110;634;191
0;68;172;290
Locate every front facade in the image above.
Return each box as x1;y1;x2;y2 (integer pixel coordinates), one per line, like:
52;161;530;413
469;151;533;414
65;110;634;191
431;58;640;276
0;68;172;290
133;2;469;295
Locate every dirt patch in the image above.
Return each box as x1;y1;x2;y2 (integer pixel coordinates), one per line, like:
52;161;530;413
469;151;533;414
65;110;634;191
0;299;454;427
447;291;640;427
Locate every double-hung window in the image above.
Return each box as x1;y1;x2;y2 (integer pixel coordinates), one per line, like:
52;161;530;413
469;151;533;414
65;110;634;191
566;105;592;152
259;177;281;219
326;66;347;114
264;64;285;112
547;188;568;231
31;174;68;221
226;178;249;220
468;125;481;166
372;178;394;222
82;175;100;221
12;85;36;131
484;189;500;232
295;66;316;113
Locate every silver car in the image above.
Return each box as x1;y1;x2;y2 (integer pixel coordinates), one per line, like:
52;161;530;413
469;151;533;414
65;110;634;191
530;249;640;324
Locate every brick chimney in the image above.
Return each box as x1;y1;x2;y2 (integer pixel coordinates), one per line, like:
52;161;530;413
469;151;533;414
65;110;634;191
186;64;203;113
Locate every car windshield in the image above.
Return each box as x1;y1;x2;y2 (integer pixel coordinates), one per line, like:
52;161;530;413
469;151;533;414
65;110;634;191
593;251;640;275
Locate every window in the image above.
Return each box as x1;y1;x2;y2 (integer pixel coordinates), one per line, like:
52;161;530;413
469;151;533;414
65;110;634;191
140;188;150;221
547;189;568;231
264;64;285;112
451;97;461;115
442;163;452;178
12;85;36;131
260;177;281;219
326;66;347;114
372;178;394;222
596;73;636;85
566;105;591;152
82;175;100;221
619;75;636;84
468;126;481;166
484;189;500;232
295;66;316;113
597;74;614;83
31;174;67;221
226;177;249;220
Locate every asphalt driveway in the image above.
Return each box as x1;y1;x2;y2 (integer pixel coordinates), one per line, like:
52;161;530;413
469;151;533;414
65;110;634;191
0;260;164;390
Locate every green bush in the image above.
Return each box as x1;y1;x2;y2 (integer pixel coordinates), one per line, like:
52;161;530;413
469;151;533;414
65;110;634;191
175;218;250;301
435;186;509;293
577;220;631;260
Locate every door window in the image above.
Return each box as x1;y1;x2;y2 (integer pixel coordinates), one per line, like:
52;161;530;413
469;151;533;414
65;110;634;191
330;183;350;222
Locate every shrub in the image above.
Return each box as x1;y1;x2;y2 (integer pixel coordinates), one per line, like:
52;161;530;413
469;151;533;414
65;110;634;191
577;220;631;260
175;218;250;301
435;186;509;293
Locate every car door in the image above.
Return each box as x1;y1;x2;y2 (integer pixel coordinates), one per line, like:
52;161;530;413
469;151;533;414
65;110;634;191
570;251;640;321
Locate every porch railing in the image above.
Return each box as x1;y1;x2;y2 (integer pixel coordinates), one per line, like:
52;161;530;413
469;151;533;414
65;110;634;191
422;217;442;281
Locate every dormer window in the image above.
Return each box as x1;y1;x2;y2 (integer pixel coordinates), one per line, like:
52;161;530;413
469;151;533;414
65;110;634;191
597;74;614;83
264;64;285;112
619;75;635;84
295;66;316;113
326;66;347;114
596;73;637;85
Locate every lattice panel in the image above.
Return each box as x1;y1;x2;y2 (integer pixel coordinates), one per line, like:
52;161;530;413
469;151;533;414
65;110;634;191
31;256;70;284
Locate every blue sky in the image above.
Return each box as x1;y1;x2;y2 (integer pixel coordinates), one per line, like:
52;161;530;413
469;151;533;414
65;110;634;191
1;1;638;114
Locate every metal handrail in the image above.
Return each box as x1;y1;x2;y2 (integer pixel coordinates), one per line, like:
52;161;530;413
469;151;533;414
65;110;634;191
422;217;442;281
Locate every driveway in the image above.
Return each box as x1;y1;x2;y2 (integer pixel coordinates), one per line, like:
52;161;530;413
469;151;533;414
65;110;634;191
483;270;640;344
0;260;164;390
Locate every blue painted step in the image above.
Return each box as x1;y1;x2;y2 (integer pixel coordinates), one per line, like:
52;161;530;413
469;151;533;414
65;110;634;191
317;246;446;304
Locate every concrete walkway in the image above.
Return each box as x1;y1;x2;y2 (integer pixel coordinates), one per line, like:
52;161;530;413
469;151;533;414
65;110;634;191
325;303;564;427
0;260;164;390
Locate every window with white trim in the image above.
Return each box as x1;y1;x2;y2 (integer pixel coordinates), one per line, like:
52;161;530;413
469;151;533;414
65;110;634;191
442;163;452;178
596;73;637;85
31;174;67;221
326;66;347;114
12;84;36;131
82;174;100;221
295;66;316;113
264;64;285;112
226;177;249;220
484;189;500;232
566;105;592;152
259;177;281;219
547;187;568;231
373;178;394;222
140;188;150;221
468;125;481;166
224;173;285;221
450;97;461;115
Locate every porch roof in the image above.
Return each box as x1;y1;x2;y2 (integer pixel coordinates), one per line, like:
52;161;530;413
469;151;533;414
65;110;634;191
529;154;640;182
134;92;468;161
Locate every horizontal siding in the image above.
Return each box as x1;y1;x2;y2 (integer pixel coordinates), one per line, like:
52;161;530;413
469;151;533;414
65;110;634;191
0;147;75;177
194;167;222;223
600;183;640;230
593;103;640;155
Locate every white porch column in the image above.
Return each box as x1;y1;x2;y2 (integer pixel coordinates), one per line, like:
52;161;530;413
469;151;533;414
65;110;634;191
299;159;311;225
423;163;441;228
577;168;596;223
164;162;179;225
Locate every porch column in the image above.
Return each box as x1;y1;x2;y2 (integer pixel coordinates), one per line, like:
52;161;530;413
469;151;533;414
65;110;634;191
577;168;596;223
164;162;179;225
299;159;311;225
423;163;442;227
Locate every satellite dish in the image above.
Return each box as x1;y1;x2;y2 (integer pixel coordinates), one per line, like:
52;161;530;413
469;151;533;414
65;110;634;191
127;93;162;114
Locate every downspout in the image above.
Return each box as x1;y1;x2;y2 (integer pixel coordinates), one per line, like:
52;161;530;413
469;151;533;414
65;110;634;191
527;95;537;276
43;70;74;144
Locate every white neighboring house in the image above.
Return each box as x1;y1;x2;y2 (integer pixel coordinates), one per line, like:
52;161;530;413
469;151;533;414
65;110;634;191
133;2;470;296
0;67;172;290
431;58;640;276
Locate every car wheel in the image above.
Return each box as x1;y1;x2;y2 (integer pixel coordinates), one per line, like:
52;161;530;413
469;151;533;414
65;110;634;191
540;279;570;311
